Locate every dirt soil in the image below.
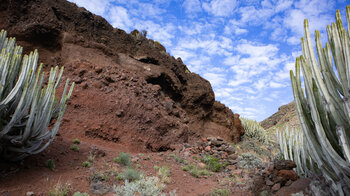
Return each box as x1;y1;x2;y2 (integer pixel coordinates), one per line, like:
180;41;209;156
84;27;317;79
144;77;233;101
0;0;308;195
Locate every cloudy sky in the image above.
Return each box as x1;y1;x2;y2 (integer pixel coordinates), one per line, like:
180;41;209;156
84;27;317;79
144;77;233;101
68;0;348;121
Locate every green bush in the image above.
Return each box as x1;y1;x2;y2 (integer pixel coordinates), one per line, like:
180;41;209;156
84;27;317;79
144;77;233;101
201;155;223;172
237;153;263;169
82;161;91;168
210;188;230;196
73;139;80;144
122;168;141;181
48;183;71;196
114;175;166;196
45;159;55;171
114;152;131;167
72;192;89;196
189;167;199;178
0;30;74;161
70;145;79;152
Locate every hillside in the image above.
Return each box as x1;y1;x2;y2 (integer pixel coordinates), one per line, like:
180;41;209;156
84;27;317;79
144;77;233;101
0;0;245;152
260;101;300;130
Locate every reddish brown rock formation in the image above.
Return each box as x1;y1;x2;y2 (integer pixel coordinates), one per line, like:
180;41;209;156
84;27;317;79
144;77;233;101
0;0;244;151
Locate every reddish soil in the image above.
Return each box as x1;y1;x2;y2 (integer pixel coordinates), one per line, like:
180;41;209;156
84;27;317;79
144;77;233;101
0;0;308;195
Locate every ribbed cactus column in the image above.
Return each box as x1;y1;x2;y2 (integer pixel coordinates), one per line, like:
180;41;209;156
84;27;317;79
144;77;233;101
290;6;350;195
0;30;74;161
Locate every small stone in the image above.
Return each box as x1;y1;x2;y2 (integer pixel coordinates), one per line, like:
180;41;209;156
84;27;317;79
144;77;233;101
82;82;88;89
278;169;299;181
225;146;235;154
131;157;139;162
221;152;228;159
95;67;103;74
207;136;216;141
226;165;236;170
285;180;293;186
271;183;281;191
198;163;206;169
231;169;243;177
216;137;223;141
145;104;153;110
268;164;274;172
116;110;124;117
184;151;190;157
211;140;224;146
201;137;208;142
26;192;35;196
274;160;296;170
266;179;274;186
228;154;238;160
205;146;211;151
90;182;110;195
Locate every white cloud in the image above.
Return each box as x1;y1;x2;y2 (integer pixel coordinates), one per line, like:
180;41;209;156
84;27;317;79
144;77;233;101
69;0;111;16
270;81;287;88
203;0;237;17
228;78;250;87
109;6;133;31
130;3;166;19
183;0;202;16
203;72;226;87
134;21;175;46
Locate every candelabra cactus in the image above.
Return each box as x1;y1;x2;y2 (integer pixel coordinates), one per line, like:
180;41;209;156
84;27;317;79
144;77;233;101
0;30;74;161
290;6;350;195
276;127;311;176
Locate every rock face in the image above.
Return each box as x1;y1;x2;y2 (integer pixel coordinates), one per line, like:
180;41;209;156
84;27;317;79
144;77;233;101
252;160;301;195
0;0;244;151
260;102;299;130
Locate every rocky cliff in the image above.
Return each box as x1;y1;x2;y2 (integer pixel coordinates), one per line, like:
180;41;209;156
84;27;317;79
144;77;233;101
0;0;244;151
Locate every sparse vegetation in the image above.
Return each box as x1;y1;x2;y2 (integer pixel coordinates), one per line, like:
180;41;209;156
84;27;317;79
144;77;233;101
241;118;269;144
154;165;160;170
198;169;209;176
45;159;55;171
189;167;200;178
87;152;95;163
210;188;230;196
73;138;80;144
114;175;166;196
70;144;79;152
201;155;223;172
114;152;131;167
82;161;91;168
157;166;171;183
48;182;71;196
121;168;141;181
72;192;89;196
237;153;263;169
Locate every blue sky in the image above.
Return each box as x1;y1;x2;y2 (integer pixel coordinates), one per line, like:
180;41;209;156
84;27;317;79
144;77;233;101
68;0;348;121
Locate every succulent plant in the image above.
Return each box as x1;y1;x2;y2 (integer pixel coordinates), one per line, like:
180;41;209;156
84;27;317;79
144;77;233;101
0;29;74;161
240;117;269;144
276;127;309;175
289;6;350;195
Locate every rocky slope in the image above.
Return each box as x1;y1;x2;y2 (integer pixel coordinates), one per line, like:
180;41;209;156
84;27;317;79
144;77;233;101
0;0;244;151
260;101;300;130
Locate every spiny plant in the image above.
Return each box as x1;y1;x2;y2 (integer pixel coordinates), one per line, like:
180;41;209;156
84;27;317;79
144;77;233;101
0;30;74;161
276;127;307;175
289;6;350;195
240;117;269;144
